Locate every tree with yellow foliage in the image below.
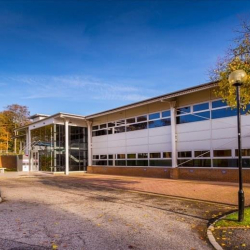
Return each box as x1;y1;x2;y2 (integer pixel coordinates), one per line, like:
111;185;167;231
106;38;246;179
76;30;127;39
210;21;250;110
0;104;30;153
0;114;10;152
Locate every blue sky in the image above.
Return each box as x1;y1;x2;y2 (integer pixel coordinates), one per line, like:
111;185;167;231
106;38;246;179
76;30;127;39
0;0;250;116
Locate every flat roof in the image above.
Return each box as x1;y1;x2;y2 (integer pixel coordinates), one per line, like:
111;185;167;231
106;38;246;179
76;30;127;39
16;112;86;131
29;114;50;119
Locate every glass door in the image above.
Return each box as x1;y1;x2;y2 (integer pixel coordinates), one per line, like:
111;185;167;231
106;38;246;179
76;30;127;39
31;151;39;171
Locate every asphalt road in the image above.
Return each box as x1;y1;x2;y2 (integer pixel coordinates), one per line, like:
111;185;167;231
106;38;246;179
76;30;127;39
0;175;235;250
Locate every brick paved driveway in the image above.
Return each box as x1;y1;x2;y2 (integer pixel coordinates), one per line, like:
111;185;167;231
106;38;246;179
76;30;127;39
65;173;250;206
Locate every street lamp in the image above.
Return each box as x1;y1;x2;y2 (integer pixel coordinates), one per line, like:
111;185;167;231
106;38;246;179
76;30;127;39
228;69;247;222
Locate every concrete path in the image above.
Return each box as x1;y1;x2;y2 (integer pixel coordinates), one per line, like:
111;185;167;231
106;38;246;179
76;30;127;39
0;174;238;250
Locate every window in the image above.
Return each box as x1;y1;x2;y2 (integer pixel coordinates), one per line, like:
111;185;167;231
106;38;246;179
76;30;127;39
213;159;237;168
193;159;211;167
162;110;171;117
177;106;191;115
114;126;125;134
116;120;125;126
107;128;113;135
127;160;136;166
149;113;160;120
92;125;99;130
108;122;115;127
212;100;227;109
149;160;172;166
92;130;107;137
108;155;114;159
100;124;107;129
214;150;231;157
163;152;172;158
176;111;210;124
137;115;147;122
242;159;250;168
100;155;107;159
178;151;192;158
117;154;126;159
127;154;136;159
241;104;250;115
148;118;171;128
178;159;211;167
193;102;209;112
126;118;135;124
138;153;148;158
115;160;126;166
150;153;161;158
236;149;250;157
93;160;107;166
136;160;148;166
93;155;99;159
194;151;210;157
127;122;147;132
212;107;237;119
177;159;193;167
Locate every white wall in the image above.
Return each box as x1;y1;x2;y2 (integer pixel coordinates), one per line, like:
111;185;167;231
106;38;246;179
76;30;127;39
92;126;171;156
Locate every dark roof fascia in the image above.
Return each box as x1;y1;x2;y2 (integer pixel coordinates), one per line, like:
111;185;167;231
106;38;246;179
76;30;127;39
86;81;218;119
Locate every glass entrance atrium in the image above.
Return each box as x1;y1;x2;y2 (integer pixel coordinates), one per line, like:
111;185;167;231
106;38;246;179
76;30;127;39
30;124;88;172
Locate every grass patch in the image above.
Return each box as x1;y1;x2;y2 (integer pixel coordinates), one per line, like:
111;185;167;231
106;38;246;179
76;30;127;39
215;207;250;228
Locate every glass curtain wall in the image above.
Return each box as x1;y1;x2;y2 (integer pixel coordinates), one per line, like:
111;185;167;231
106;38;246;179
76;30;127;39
30;124;88;172
69;126;88;171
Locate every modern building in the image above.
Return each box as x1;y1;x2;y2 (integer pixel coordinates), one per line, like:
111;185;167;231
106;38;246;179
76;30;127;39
16;81;250;182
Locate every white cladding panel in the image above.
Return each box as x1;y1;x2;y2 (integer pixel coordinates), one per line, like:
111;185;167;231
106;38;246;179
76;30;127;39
126;137;148;146
92;126;172;155
108;139;126;147
108;133;126;141
148;126;171;136
126;130;148;139
148;143;171;152
148;134;171;144
91;111;250;158
177;120;211;133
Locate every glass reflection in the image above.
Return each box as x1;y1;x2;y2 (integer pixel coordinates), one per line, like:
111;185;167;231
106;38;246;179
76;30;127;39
30;124;88;172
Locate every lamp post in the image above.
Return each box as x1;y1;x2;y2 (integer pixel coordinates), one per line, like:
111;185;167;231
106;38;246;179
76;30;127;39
228;69;247;222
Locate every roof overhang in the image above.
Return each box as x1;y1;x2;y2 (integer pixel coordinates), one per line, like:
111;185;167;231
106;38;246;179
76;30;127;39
15;112;86;132
86;81;218;119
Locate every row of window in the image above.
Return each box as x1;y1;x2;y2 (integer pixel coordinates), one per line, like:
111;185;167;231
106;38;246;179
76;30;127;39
92;110;171;131
93;152;172;160
92;118;171;136
93;149;250;161
178;149;250;158
92;159;250;168
92;159;172;167
92;100;250;136
176;100;250;124
92;149;250;168
178;159;250;168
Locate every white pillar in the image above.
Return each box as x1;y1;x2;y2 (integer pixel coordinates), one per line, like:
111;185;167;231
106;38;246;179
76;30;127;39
87;120;92;167
27;128;31;171
65;119;69;175
53;124;57;169
170;101;177;168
